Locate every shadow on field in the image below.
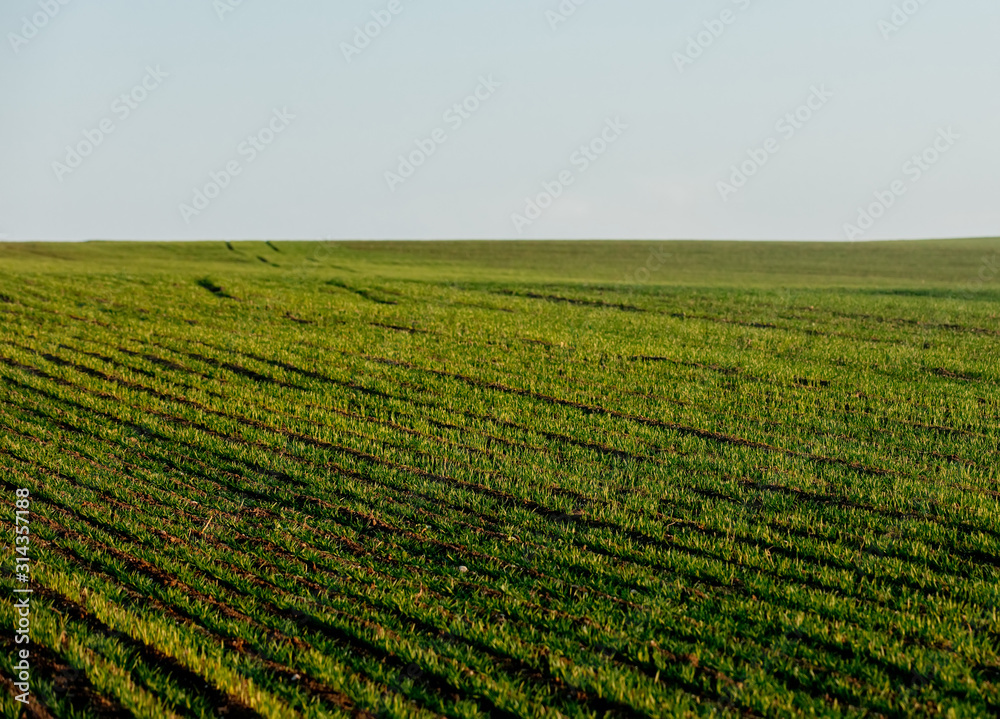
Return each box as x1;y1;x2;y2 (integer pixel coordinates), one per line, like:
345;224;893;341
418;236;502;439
196;278;234;299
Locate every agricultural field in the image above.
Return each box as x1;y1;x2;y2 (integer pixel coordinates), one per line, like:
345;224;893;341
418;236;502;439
0;238;999;718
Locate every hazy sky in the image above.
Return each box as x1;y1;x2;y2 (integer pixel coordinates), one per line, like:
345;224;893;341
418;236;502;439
1;0;998;241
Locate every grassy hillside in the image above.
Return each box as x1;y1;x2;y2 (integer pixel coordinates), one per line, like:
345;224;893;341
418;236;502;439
1;237;999;288
1;240;998;718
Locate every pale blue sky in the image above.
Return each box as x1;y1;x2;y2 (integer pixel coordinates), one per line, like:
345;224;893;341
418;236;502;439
1;0;998;241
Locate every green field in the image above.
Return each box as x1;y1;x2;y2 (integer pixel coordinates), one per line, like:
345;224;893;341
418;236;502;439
1;239;999;718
